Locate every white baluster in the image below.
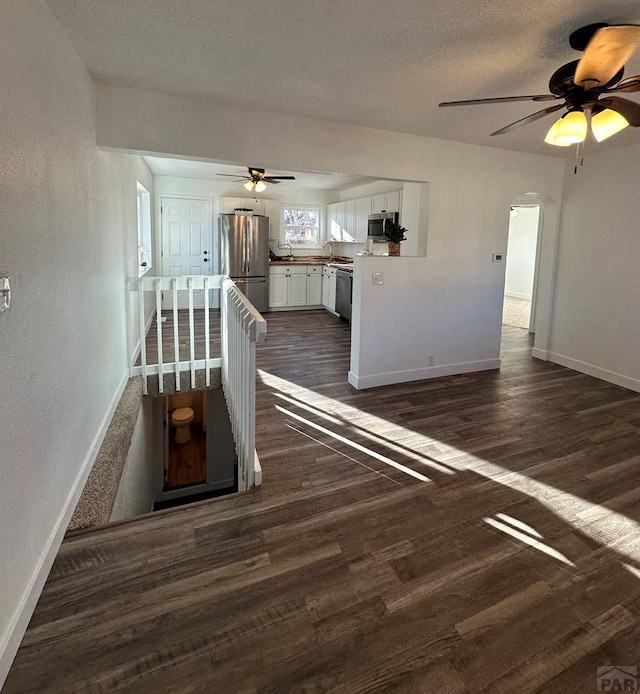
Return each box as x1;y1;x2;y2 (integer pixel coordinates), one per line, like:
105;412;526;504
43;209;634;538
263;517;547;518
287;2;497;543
188;277;195;389
155;278;164;394
138;279;148;395
172;278;180;391
204;276;210;388
126;278;133;377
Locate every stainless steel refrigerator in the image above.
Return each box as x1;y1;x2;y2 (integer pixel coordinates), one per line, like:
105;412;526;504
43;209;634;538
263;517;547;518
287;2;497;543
219;213;270;312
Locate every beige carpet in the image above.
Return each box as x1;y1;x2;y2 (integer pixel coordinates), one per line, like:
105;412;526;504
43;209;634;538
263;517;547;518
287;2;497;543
502;295;531;329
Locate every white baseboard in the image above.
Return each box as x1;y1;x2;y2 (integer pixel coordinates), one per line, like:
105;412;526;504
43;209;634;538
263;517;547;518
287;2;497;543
0;370;129;688
266;305;324;312
504;291;532;301
130;309;157;366
348;358;501;390
254;450;262;487
547;352;640;393
531;347;549;360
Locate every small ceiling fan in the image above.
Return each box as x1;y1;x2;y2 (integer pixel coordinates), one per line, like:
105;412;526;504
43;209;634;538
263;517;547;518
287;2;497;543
439;23;640;146
217;166;296;192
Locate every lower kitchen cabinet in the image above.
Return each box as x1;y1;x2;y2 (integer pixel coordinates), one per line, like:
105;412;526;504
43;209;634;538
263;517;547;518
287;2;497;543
306;266;322;306
288;273;307;306
269;264;324;310
268;274;288;308
322;266;337;313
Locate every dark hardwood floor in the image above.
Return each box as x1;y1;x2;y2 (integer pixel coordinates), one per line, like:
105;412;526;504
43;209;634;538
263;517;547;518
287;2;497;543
137;309;221;366
165;425;207;491
6;311;640;693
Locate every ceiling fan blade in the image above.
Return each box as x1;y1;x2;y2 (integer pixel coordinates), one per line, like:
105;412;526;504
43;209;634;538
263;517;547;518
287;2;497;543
264;176;296;181
217;173;250;179
439;94;558;107
598;96;640;126
607;74;640;93
264;179;281;184
490;103;565;136
574;25;640;88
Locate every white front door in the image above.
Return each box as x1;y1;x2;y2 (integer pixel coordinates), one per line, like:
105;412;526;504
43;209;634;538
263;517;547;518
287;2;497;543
161;197;214;309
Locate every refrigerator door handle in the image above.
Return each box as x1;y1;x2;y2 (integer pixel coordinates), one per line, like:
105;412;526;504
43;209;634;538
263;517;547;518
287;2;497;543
243;218;249;274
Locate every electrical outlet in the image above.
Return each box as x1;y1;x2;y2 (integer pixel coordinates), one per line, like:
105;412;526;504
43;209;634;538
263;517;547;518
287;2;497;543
372;272;384;285
426;354;434;367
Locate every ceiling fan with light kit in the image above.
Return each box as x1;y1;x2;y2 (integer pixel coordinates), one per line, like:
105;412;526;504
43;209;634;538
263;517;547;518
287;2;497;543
439;23;640;166
216;166;296;192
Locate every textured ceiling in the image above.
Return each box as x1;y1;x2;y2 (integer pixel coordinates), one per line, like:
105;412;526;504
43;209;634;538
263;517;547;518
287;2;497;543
143;157;376;191
47;0;640;156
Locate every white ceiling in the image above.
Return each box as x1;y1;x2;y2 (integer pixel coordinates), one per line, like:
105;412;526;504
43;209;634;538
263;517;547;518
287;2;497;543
142;157;376;191
46;0;640;156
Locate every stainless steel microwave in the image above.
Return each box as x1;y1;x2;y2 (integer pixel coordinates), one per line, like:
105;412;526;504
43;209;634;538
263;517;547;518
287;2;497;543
367;211;399;241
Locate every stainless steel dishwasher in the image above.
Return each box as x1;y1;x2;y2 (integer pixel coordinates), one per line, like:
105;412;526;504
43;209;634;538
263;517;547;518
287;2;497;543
335;269;353;321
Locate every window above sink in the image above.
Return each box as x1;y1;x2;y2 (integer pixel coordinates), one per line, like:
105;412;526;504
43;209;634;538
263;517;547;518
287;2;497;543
280;204;324;250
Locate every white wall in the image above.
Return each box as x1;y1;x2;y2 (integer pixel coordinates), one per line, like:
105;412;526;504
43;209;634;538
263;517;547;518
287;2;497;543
504;206;540;300
0;3;150;683
95;84;565;386
110;399;155;521
548;148;640;392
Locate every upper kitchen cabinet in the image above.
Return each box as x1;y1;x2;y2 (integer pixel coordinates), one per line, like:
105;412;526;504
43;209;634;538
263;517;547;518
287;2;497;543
355;197;372;243
344;200;356;241
327;201;355;242
371;191;401;214
330;190;403;243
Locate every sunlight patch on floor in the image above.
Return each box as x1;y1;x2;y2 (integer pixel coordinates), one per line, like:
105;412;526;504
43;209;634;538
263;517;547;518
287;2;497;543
274;391;455;475
286;423;404;487
276;405;432;482
495;513;543;539
484;516;574;566
261;369;640;566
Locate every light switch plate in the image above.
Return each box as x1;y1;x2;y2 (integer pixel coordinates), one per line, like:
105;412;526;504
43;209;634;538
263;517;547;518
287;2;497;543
372;272;384;285
0;275;11;312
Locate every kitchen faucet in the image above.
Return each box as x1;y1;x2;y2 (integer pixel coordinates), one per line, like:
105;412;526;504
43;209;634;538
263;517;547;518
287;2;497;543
323;240;334;260
284;243;293;259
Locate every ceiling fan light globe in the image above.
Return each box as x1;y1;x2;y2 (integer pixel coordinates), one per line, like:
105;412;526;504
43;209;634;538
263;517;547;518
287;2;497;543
255;181;267;193
244;180;255;192
551;110;588;145
544;117;574;146
591;108;629;142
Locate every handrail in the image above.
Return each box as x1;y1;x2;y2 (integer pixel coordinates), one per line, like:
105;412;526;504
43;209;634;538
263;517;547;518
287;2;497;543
220;278;267;491
221;278;267;344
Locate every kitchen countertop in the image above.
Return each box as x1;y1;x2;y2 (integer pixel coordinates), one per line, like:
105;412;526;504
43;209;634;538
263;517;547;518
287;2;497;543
270;256;353;269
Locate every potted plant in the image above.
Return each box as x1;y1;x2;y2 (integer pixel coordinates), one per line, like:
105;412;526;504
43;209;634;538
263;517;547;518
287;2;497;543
383;220;408;256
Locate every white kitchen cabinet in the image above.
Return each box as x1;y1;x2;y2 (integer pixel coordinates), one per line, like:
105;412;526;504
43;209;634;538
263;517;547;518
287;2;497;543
327;202;340;241
385;190;402;213
268;274;288;308
322;265;337;312
355;196;372;243
288;273;308;306
335;202;346;235
369;191;402;215
343;200;356;242
306;266;322;305
371;194;386;214
270;264;320;309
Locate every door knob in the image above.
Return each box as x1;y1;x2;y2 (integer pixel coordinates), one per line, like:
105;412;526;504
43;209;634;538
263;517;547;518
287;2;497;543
203;258;209;262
